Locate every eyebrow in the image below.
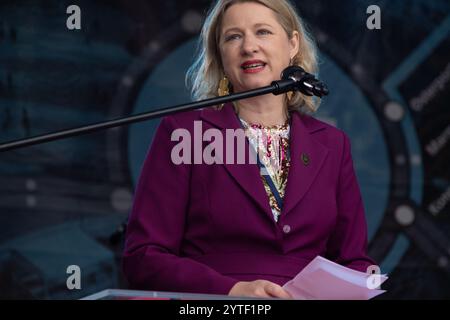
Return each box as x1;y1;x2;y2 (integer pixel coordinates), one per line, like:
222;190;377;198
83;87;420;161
222;23;274;35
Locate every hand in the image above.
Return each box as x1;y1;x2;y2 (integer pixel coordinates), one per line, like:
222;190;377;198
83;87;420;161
228;280;292;299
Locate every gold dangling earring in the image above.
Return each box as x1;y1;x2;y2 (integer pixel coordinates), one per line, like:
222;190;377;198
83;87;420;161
218;76;229;97
286;91;294;102
217;76;229;108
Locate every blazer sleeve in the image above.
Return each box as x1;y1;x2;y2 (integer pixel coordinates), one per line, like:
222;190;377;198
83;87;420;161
326;132;377;272
122;116;238;295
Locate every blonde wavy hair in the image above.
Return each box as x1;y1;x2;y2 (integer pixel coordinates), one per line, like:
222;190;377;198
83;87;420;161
186;0;320;113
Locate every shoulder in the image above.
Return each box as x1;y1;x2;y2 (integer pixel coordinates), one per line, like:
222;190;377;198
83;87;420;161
160;103;237;131
296;113;355;173
297;112;349;147
295;112;354;168
160;109;204;130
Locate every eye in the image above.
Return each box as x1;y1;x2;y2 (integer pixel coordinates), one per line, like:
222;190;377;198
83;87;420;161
225;34;241;42
257;29;272;35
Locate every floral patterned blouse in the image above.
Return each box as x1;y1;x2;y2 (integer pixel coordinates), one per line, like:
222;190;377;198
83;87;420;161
239;117;291;222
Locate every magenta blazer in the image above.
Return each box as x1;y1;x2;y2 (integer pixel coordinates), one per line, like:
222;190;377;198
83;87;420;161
122;103;375;295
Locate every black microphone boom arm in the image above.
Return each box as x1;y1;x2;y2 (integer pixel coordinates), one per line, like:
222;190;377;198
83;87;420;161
0;67;328;152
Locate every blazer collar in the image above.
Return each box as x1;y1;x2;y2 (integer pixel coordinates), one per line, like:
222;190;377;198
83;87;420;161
200;103;329;221
199;102;240;130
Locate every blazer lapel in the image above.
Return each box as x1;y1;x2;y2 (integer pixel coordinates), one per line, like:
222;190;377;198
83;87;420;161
200;103;274;221
282;112;329;216
200;104;330;220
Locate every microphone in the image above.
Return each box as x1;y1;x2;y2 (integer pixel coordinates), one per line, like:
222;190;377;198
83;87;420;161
280;66;329;98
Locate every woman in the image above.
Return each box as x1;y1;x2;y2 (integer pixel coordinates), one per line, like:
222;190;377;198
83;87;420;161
122;0;375;298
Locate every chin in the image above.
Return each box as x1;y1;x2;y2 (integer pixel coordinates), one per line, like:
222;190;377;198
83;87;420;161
240;79;272;91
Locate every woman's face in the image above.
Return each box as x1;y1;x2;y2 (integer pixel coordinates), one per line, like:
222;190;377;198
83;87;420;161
219;2;299;93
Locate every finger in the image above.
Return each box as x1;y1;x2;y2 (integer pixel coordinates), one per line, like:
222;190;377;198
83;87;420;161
265;284;292;299
253;287;272;298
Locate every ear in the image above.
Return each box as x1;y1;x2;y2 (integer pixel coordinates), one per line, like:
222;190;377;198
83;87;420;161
289;30;300;60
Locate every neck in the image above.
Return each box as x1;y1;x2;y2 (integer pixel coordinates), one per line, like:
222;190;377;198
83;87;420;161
234;94;288;127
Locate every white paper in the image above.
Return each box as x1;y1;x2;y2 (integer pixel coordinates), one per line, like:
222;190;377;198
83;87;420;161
283;256;388;300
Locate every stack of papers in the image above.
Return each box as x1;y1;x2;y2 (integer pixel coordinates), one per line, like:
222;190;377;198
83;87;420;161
283;256;388;300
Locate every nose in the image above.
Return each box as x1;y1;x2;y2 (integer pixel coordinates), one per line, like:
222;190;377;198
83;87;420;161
240;34;259;55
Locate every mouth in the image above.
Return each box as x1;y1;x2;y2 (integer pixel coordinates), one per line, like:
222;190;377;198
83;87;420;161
240;60;266;73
